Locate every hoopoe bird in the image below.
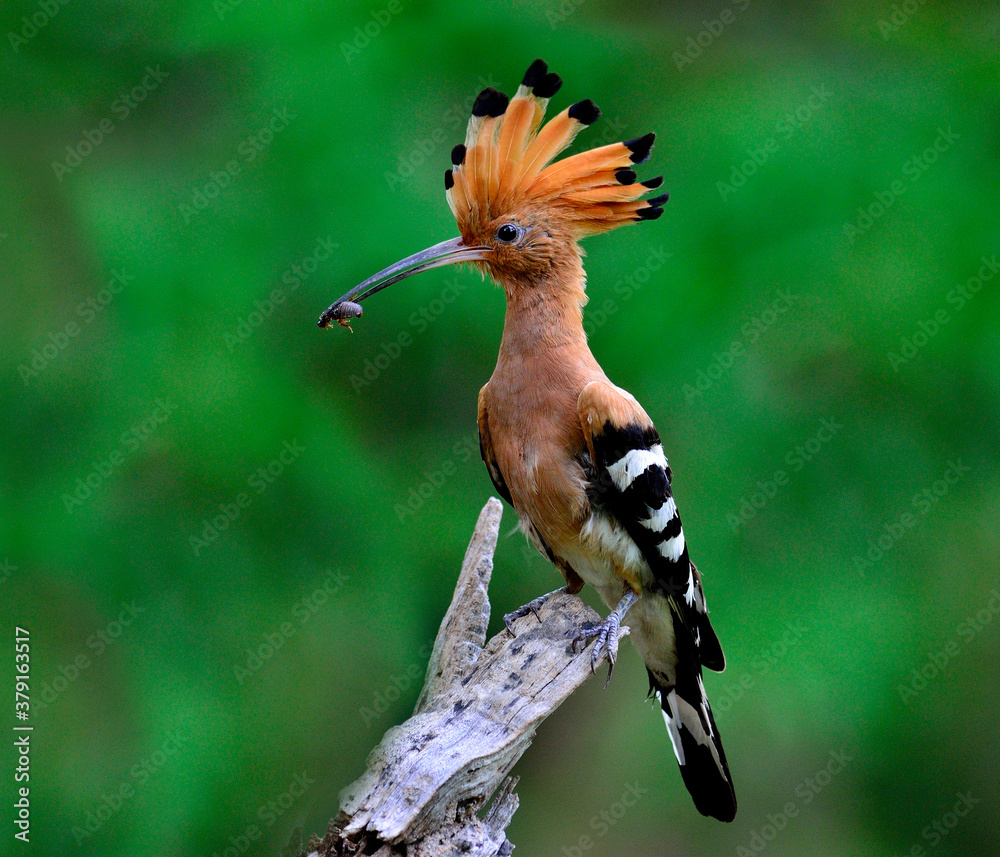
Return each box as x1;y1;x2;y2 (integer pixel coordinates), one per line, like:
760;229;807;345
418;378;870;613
320;60;737;822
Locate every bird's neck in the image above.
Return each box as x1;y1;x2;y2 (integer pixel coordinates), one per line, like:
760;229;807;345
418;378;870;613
495;257;591;362
488;256;606;446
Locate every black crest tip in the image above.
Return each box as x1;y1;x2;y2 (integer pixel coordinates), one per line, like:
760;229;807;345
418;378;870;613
568;99;601;126
640;175;664;189
647;192;670;206
625;132;656;163
615;168;637;185
636;205;665;221
444;169;454;190
472;87;509;118
522;59;548;89
451;144;466;166
533;72;562;99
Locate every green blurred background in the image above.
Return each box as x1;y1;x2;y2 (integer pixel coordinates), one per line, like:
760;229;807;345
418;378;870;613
2;1;998;854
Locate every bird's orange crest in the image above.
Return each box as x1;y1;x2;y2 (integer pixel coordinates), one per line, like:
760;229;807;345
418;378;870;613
445;59;668;241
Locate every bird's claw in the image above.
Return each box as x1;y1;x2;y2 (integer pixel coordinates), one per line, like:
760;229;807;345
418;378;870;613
504;587;568;636
574;616;630;688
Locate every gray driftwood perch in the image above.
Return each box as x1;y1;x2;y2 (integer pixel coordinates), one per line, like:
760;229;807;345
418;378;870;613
307;497;621;857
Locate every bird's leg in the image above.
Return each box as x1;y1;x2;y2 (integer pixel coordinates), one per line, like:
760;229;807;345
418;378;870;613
574;588;639;688
504;586;572;635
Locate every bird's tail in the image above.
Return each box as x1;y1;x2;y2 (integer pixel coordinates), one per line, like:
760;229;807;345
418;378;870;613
647;621;737;822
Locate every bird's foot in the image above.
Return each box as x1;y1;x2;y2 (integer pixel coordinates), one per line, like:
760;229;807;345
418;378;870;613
504;586;570;636
573;589;639;688
574;615;631;688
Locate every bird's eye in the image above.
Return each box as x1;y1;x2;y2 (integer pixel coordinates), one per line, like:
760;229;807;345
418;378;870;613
495;223;522;244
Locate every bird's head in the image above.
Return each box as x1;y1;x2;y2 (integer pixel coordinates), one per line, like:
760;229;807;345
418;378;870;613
319;59;667;328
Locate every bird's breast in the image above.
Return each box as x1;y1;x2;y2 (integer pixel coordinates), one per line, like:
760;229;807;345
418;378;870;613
484;371;590;548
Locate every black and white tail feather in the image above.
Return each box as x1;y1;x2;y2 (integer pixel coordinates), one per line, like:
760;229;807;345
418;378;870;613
586;419;737;822
649;636;735;821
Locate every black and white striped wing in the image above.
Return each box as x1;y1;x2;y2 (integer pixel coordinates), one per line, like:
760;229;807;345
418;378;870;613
584;417;725;672
578;380;736;822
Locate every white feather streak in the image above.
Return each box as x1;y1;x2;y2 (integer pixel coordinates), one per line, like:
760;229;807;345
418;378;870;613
607;445;666;492
640;496;677;532
658;531;686;562
660;690;687;766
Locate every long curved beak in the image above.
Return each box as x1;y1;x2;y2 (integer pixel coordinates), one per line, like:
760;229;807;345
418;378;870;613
318;236;490;328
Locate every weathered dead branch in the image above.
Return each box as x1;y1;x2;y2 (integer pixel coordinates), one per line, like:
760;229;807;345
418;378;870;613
307;498;612;856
